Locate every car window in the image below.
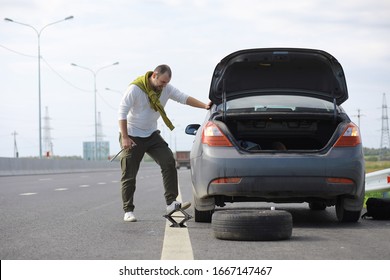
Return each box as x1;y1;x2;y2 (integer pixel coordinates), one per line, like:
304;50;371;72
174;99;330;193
217;95;336;112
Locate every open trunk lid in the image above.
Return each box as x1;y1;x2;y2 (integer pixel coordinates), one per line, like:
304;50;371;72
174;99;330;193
209;48;348;106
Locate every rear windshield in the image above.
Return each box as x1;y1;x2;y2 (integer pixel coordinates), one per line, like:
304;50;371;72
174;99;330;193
217;95;336;113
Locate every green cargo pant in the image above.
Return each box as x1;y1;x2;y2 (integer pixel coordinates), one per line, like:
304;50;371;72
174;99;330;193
119;131;178;212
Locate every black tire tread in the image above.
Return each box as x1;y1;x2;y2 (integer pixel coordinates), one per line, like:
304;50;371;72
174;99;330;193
212;210;292;241
194;208;213;223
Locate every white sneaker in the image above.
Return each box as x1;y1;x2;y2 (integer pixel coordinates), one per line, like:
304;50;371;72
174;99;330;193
124;212;137;222
166;201;191;213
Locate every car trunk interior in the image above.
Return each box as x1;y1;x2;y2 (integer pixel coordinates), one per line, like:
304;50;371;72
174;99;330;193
214;112;347;151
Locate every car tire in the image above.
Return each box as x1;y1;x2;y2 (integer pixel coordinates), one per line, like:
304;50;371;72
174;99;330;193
309;202;327;211
336;197;362;222
194;208;213;223
212;209;293;241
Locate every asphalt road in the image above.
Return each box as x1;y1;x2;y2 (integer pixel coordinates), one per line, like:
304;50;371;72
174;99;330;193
1;162;390;260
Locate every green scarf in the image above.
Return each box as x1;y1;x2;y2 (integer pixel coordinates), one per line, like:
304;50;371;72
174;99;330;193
131;71;175;130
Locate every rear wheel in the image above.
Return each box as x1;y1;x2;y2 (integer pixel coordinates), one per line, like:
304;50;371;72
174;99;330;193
192;191;215;223
336;197;362;222
194;208;213;223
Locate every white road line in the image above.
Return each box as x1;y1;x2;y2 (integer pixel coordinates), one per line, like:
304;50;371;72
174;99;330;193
79;185;90;188
97;182;107;185
19;193;37;196
54;188;68;191
161;185;194;260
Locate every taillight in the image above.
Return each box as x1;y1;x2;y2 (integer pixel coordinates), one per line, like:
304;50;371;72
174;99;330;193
334;123;362;147
201;121;233;147
326;177;354;184
211;177;242;184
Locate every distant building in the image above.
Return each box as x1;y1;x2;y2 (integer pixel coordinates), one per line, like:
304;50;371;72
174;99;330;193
83;141;110;161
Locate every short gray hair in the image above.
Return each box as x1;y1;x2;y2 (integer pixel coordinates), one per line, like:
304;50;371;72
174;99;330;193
154;64;172;78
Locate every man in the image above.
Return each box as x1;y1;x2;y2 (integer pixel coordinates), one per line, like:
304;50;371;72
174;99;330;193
118;64;211;222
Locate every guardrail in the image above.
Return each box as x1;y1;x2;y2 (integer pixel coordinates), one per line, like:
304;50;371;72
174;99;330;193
2;157;390;196
0;157;119;176
366;168;390;194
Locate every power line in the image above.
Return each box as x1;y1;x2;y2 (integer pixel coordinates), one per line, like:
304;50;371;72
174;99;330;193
1;42;92;92
41;57;91;92
0;43;36;58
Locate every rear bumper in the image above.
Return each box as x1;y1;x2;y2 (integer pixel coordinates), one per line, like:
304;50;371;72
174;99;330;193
191;145;365;201
208;176;354;199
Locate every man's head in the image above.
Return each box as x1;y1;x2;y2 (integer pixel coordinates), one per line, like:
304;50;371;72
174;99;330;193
150;64;172;92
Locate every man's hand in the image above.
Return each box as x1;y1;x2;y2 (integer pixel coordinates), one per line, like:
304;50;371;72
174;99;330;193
205;101;213;110
121;135;137;149
119;120;136;149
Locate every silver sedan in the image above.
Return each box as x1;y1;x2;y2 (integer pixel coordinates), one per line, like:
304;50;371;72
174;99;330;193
186;48;365;223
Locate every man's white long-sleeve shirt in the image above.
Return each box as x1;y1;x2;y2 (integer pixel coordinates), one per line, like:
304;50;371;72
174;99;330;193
118;83;189;137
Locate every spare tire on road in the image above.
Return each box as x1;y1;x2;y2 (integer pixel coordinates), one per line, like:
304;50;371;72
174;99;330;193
212;209;293;241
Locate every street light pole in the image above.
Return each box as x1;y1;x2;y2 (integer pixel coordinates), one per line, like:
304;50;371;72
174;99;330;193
4;16;74;158
71;62;119;160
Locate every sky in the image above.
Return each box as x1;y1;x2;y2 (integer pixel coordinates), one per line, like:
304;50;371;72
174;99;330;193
1;0;389;158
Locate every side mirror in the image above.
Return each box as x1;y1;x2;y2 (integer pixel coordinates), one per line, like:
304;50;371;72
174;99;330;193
185;124;201;135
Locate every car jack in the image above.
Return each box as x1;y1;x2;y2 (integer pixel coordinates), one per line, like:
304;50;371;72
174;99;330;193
163;208;193;228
